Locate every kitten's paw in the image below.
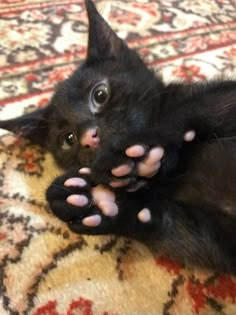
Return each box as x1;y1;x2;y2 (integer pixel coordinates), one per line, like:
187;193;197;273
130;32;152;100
67;183;125;234
91;151;137;188
111;146;163;178
69;198;153;236
110;129;196;189
127;145;164;178
68;183;120;232
46;171;95;222
109;145;164;191
47;173;154;236
47;170;122;234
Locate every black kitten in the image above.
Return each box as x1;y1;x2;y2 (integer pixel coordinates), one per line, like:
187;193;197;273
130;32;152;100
0;0;236;273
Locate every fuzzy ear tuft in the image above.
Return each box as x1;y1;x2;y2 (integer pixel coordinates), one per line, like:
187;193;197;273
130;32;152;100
0;106;51;147
85;0;126;60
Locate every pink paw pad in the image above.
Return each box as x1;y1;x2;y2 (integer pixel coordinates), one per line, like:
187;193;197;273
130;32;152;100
137;208;151;223
184;130;196;142
82;215;101;227
125;145;146;158
98;201;118;216
79;167;91;174
146;147;164;165
67;194;88;207
64;177;87;187
112;164;132;177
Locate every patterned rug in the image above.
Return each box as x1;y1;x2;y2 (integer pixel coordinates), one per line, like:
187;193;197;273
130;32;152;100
0;1;236;314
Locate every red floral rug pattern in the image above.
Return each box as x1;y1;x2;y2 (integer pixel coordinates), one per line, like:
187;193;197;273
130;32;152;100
0;1;236;314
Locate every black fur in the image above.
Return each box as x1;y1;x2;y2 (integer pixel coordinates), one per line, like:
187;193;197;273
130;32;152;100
0;0;235;273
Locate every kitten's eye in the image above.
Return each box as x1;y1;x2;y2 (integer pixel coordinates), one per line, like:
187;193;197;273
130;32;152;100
90;82;110;114
59;133;77;150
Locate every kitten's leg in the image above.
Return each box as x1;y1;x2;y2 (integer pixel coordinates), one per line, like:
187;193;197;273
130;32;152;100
67;185;235;273
46;168;235;272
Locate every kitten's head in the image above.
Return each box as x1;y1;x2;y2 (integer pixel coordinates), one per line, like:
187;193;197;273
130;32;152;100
0;0;164;169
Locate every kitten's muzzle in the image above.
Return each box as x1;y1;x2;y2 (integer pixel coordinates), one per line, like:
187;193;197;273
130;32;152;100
80;127;100;148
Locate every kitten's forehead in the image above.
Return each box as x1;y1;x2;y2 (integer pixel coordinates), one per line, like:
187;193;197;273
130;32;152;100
50;79;94;127
49;42;160;131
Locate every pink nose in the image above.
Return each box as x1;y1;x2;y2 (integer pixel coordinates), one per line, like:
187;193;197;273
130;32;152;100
80;127;100;148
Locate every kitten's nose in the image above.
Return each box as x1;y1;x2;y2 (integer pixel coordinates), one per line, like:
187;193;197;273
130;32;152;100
80;127;100;148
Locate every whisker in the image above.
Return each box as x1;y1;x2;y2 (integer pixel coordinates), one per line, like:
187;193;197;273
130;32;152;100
136;86;157;104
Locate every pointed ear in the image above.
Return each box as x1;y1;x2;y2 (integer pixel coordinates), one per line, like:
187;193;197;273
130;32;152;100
0;106;51;147
85;0;126;60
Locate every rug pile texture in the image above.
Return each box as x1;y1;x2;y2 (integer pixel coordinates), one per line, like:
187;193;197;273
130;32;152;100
0;1;236;314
